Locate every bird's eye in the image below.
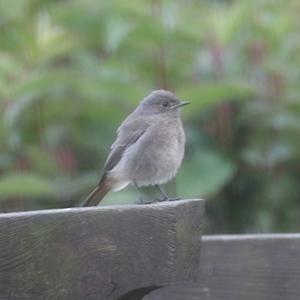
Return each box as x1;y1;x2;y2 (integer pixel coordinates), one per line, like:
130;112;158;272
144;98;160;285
162;100;168;107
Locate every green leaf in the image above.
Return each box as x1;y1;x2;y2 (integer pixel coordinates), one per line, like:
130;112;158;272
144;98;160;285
26;147;61;177
178;82;255;115
177;151;237;198
0;172;55;200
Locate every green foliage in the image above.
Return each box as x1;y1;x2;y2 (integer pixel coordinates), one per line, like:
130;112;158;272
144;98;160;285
178;150;236;199
1;0;300;233
0;172;55;199
179;83;255;117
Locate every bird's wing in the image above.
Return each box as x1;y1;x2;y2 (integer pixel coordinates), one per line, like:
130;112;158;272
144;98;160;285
102;117;150;173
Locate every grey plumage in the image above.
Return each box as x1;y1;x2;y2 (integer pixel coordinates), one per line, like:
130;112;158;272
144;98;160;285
83;90;189;206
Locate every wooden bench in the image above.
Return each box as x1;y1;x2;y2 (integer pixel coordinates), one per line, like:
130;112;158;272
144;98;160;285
0;199;204;300
2;200;300;299
145;234;300;299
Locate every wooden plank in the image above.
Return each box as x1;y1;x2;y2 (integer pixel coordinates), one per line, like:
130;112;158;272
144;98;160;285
145;234;300;300
0;199;204;300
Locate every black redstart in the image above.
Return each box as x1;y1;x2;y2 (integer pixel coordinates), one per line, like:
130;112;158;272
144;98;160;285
83;90;189;206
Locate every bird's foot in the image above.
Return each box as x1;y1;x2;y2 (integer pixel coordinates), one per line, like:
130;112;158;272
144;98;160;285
135;197;182;205
153;197;182;202
135;197;167;204
135;197;155;205
168;197;182;201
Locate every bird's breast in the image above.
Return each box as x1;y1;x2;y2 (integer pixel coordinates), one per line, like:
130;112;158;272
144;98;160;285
127;118;186;186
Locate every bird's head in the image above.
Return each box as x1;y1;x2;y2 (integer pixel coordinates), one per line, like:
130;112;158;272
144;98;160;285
136;90;190;116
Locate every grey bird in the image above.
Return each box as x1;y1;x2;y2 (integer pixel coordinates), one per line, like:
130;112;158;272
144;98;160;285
83;90;190;206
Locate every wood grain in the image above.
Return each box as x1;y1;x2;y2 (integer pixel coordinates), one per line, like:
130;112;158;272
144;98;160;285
145;234;300;300
0;199;204;300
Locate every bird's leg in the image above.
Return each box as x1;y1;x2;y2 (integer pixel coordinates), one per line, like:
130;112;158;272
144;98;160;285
135;183;181;204
134;182;144;204
155;185;169;201
134;182;154;204
155;184;181;202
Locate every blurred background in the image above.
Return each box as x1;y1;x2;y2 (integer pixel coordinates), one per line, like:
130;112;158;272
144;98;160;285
1;0;300;234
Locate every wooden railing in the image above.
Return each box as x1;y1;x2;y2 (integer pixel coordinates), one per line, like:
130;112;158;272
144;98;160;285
0;200;204;300
146;233;300;299
1;200;299;300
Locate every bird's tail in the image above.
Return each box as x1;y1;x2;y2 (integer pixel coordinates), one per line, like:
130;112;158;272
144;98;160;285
83;180;110;207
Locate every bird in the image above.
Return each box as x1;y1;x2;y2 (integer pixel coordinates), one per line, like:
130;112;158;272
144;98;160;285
83;90;190;206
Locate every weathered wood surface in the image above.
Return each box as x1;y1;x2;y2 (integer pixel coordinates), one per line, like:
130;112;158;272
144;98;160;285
145;234;300;300
0;199;204;300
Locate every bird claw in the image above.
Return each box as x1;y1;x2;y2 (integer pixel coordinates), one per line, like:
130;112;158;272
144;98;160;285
135;197;182;205
151;197;182;203
168;197;182;201
157;197;182;202
135;198;165;205
135;198;155;205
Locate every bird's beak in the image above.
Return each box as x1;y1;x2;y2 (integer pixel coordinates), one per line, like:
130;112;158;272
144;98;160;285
171;100;190;109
